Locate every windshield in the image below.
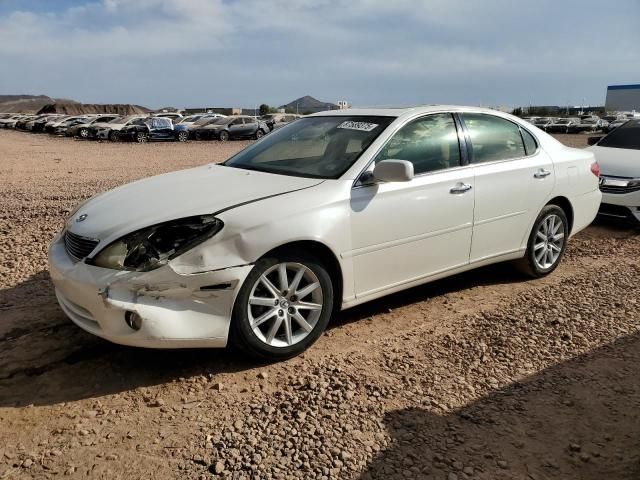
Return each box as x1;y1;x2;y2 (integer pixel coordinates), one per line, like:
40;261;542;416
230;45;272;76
556;119;571;124
534;118;549;124
598;120;640;150
224;116;394;179
193;116;218;126
108;116;126;124
179;115;201;123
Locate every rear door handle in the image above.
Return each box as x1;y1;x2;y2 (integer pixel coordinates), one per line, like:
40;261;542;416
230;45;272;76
534;169;551;179
450;183;473;194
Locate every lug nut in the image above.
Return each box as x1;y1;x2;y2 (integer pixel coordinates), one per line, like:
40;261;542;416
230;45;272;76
290;295;297;302
288;307;295;314
278;309;284;316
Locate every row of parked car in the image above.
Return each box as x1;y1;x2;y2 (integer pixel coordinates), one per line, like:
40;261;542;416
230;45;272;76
525;114;634;134
0;111;302;142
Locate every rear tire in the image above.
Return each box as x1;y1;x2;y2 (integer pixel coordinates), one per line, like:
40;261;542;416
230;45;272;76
79;128;89;138
515;205;569;278
136;131;149;143
177;131;188;142
230;252;334;361
109;130;120;142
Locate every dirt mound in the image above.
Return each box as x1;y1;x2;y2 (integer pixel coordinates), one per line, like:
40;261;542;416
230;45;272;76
37;103;150;115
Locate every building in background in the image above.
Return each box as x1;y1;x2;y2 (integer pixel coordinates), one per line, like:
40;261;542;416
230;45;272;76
336;101;350;109
605;84;640;112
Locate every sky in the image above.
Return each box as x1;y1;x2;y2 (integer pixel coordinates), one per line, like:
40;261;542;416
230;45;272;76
0;0;639;109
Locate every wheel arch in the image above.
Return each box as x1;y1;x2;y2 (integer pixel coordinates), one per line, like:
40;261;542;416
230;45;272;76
261;240;344;314
546;196;574;234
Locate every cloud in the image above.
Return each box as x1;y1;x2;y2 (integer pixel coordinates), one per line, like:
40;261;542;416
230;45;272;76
0;0;638;108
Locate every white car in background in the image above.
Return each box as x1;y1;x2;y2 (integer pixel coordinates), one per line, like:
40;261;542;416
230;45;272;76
92;115;148;141
588;119;640;224
49;106;601;360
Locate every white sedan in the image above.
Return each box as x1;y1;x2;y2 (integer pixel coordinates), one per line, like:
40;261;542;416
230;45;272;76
588;119;640;224
49;106;601;359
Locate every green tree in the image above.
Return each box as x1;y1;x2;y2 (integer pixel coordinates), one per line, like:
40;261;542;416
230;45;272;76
259;104;271;116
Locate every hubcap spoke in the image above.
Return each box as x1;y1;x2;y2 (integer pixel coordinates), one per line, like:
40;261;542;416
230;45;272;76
295;301;322;311
289;267;306;294
249;296;276;307
292;312;313;332
260;275;280;297
283;315;293;345
295;281;320;299
277;263;289;292
251;308;278;328
265;316;284;343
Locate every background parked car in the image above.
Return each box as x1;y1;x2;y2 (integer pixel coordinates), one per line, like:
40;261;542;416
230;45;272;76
547;117;581;133
606;118;629;132
569;116;606;133
588;120;640;224
31;114;65;133
92;115;149;141
532;117;555;131
175;113;227;138
261;113;301;131
67;115;121;138
193;115;269;141
120;117;187;142
44;116;72;133
0;114;26;128
153;112;183;122
52;115;93;136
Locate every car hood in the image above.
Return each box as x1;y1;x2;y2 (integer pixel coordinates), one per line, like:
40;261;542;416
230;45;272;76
590;146;640;177
66;164;324;244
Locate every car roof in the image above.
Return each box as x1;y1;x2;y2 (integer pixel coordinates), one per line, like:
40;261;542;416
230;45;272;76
309;105;517;119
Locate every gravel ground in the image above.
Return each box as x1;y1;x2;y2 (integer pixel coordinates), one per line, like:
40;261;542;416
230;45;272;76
0;130;638;480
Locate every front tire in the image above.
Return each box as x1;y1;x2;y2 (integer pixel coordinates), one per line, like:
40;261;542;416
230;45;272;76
516;205;568;278
109;130;120;142
79;128;89;139
135;131;149;143
230;253;334;360
255;129;265;140
219;130;229;142
177;131;188;142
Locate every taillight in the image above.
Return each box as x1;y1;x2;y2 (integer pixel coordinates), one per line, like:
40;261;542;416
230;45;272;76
590;162;600;177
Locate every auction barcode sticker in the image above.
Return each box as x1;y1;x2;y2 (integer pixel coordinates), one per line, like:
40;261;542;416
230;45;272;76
337;121;379;132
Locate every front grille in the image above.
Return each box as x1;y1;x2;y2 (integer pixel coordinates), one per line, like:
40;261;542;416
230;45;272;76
64;230;99;260
600;184;640;194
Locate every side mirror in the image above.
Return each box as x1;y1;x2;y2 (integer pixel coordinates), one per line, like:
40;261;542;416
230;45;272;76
372;160;414;182
587;136;602;146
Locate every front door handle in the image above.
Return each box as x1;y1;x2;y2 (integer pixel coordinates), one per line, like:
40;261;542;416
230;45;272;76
534;168;552;179
450;183;473;194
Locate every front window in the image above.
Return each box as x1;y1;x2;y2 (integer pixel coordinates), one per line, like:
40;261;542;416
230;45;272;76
108;116;125;124
374;113;461;174
224;116;394;179
598;121;640;150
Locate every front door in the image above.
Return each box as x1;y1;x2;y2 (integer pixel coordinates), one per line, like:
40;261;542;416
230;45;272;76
348;113;475;298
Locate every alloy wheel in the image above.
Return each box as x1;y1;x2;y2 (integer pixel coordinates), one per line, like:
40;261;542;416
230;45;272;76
533;214;565;270
247;262;323;348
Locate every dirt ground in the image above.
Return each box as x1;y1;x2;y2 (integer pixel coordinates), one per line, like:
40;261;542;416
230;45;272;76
0;130;638;480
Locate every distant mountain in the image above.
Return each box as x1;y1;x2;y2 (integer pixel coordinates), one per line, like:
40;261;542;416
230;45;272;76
0;94;80;113
279;95;338;114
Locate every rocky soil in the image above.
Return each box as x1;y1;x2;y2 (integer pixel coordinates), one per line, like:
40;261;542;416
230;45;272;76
0;130;638;479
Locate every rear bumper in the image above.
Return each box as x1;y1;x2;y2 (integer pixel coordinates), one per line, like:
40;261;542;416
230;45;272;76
570;188;602;236
48;234;253;348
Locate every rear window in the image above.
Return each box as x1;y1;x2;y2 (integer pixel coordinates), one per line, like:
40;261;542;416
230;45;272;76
598;121;640;150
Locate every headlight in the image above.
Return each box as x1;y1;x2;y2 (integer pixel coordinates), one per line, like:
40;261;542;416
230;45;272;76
91;215;223;271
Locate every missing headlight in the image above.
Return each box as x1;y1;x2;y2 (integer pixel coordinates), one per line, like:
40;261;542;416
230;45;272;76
91;215;223;271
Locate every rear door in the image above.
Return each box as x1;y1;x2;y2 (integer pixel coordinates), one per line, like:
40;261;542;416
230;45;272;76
460;113;554;262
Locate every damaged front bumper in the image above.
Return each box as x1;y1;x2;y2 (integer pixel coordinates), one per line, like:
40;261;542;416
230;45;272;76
48;234;253;348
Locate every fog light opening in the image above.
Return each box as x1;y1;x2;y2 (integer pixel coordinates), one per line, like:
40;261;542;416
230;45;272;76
125;311;143;331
